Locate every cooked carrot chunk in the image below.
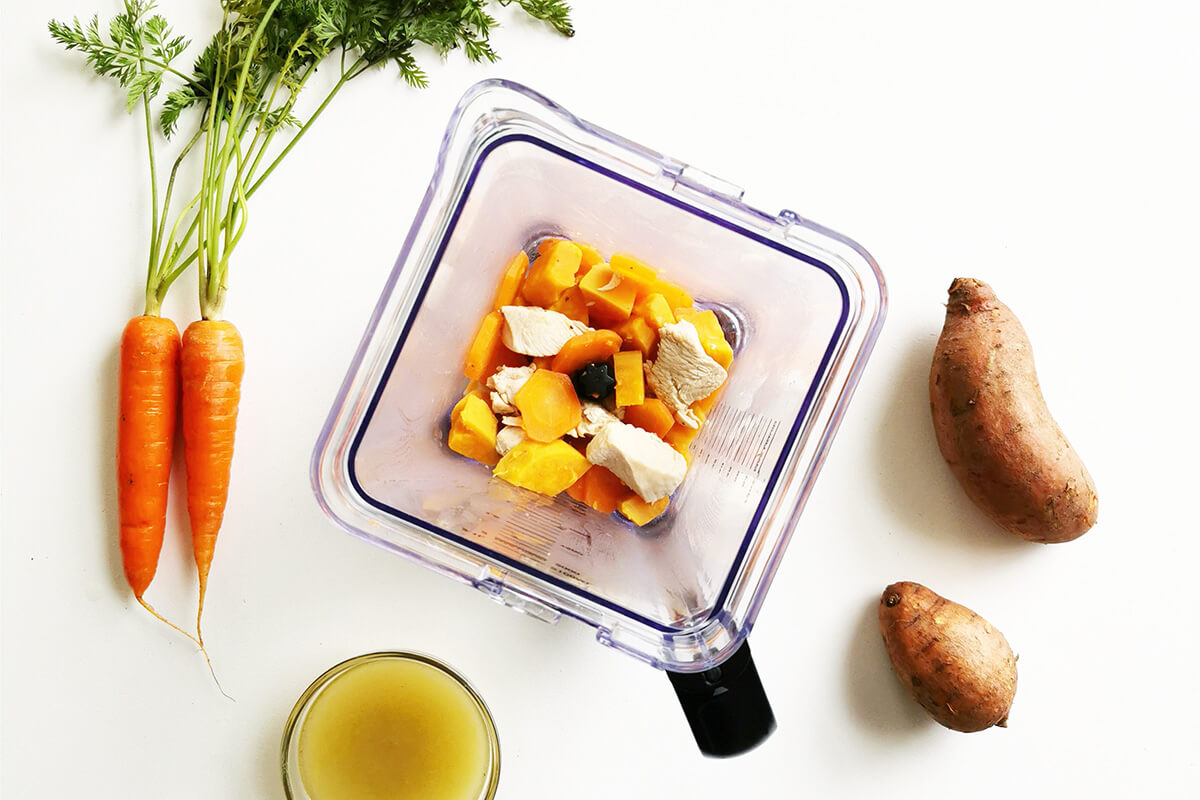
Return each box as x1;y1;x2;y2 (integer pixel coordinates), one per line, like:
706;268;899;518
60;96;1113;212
493;251;529;309
464;311;526;380
513;369;583;442
551;329;622;376
622;398;674;438
619;494;669;526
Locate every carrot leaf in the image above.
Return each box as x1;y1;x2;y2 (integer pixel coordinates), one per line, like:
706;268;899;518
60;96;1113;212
52;0;576;319
49;1;194;105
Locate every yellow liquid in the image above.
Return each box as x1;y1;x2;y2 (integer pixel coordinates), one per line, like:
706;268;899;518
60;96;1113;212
298;658;493;800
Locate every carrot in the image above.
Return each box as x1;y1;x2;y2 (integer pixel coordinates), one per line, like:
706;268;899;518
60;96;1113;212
118;316;178;597
117;315;198;643
181;319;244;640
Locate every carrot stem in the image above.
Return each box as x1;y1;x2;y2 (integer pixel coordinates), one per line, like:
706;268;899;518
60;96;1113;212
245;60;361;199
141;93;161;316
151;126;204;295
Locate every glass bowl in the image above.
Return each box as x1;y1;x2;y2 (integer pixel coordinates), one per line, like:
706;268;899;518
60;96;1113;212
281;651;500;800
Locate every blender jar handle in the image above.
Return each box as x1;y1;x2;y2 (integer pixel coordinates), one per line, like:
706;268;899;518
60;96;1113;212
666;640;776;757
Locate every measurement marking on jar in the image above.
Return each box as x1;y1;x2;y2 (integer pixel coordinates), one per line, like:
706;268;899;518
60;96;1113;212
696;406;781;501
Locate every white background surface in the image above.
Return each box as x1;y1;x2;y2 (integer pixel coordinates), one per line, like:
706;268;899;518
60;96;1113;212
3;1;1199;797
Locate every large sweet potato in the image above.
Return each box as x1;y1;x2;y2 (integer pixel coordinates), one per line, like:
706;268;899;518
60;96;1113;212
930;278;1098;543
879;581;1017;732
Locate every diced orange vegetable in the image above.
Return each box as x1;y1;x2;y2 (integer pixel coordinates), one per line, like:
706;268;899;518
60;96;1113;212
664;423;701;457
551;329;622;375
634;293;675;330
619;494;669;527
607;254;691;309
615;316;657;358
609;253;658;299
612;350;644;407
493;438;590;496
566;466;629;514
448;394;499;466
532;355;555;370
451;394;471;422
675;308;734;368
456;381;490;411
464;311;526;380
513;369;583;442
610;253;656;280
690;385;724;424
494;345;528;376
549;286;589;324
540;238;604;273
522;241;581;307
492;251;529;309
579;265;637;323
622;398;674;438
566;470;590;503
577;242;604;271
583;466;629;514
655;279;693;311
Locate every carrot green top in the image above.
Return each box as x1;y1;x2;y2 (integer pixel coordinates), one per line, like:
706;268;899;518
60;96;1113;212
50;0;576;319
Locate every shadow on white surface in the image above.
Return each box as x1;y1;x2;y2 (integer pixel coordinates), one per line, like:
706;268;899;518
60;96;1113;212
874;336;1030;557
842;597;929;737
99;340;127;600
256;708;287;799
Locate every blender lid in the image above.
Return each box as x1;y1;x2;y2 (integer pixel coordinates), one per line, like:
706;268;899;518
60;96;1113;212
312;79;887;674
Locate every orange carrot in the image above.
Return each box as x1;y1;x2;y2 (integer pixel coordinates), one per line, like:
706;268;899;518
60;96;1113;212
181;319;244;640
117;315;198;642
118;316;178;596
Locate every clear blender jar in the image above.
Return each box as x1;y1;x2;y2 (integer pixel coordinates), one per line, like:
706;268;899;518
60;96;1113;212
313;79;886;756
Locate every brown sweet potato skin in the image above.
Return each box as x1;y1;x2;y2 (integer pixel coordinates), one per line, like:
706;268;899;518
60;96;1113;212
930;278;1098;543
879;581;1017;732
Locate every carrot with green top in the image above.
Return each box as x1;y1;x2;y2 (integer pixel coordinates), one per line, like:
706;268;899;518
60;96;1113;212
49;2;198;641
52;0;577;678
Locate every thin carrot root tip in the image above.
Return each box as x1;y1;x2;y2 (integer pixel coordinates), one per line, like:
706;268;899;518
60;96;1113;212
197;639;233;701
135;597;201;647
193;602;232;700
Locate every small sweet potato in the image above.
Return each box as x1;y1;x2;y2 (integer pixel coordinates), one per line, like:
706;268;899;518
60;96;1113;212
930;278;1098;543
879;581;1017;733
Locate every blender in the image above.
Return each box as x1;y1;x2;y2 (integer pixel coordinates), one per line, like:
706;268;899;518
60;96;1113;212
313;79;886;756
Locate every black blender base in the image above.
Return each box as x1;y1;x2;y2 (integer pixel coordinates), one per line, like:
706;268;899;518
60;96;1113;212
667;640;776;757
